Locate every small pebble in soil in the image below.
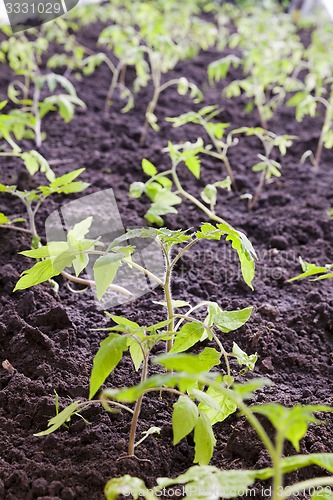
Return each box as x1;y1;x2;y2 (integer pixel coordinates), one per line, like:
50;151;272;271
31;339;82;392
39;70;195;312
269;235;288;250
261;357;274;372
257;303;280;319
306;291;321;303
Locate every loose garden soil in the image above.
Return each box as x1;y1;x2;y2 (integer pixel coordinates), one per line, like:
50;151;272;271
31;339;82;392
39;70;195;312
0;20;332;500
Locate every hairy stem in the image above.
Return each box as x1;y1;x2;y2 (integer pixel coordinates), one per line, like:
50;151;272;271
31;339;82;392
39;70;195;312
104;61;121;114
172;164;229;226
33;84;42;148
140;83;160;145
60;270;132;297
271;430;285;500
205;125;237;191
314;131;324;171
128;352;148;456
248;169;265;210
123;258;163;286
0;224;31;234
313;96;331;171
162;247;174;353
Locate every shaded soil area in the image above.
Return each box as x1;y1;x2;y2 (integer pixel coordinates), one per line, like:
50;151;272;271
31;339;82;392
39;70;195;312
0;19;333;500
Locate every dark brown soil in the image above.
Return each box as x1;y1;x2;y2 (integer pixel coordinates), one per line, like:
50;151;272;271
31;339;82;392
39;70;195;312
0;18;333;500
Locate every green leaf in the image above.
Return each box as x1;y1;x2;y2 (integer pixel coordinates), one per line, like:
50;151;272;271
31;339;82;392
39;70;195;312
198;385;237;425
20;242;68;259
252;404;333;451
170;322;205;354
197;223;256;289
127;337;144;371
232;342;257;372
156;348;221;374
288;258;332;282
191;389;221;411
287;91;307;107
34;401;81;436
108;315;141;330
208;55;241;84
155;228;191;247
129;181;145;198
107;228;157;251
315;272;333;281
89;333;128;399
194;413;216;464
56;95;75;122
206;303;253;333
49;168;85;190
172;395;199;445
0;212;10;224
21;151;55;182
142;159;157;177
233;379;272;400
93;253;124;300
14;260;59;291
177;77;189;95
256;453;333;480
201;184;217;208
103;372;206;404
184;154;201;179
145;190;181;226
67;216;93;241
105;475;157;500
51;240;96;273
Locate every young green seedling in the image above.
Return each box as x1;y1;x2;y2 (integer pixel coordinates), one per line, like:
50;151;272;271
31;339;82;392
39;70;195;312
138;43;202;144
43;20;135;114
166;106;239;190
208;5;303;128
0;169;120;295
104;378;333;500
97;0;216;120
285;23;333;170
0;101;55;181
288;257;333;282
288;84;333;171
8;73;85;148
30;225;256;461
233;127;295;209
130;141;248;245
0;168;88;248
98;24;143;113
1;32;49;102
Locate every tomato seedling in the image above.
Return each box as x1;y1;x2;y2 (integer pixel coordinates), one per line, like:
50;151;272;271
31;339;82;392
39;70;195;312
209;3;303;128
167;106;239;190
30;225;256;462
289;257;333;282
8;73;86;148
233;127;295;209
104;380;333;500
